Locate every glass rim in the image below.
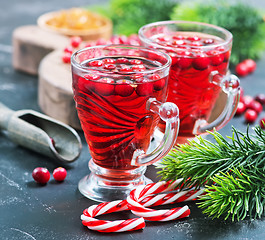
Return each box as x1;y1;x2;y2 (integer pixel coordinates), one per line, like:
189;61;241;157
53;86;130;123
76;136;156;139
71;44;172;77
138;20;233;51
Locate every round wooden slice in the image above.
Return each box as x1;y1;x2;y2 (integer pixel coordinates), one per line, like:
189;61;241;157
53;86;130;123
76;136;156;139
38;50;81;129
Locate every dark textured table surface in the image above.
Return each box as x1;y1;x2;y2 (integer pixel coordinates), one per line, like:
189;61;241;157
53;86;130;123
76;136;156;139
1;1;265;239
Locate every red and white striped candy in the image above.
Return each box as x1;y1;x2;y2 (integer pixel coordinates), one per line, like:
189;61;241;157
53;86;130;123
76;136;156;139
81;199;145;233
81;180;204;232
127;180;203;221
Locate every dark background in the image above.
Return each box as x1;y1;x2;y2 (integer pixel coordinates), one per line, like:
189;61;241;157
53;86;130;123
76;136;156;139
1;1;265;239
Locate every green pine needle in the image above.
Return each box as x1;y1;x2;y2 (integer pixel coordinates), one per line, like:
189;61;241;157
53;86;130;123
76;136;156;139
159;126;265;221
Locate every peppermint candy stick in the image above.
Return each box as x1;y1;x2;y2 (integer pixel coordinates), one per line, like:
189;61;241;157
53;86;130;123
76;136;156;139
81;199;145;233
127;181;203;221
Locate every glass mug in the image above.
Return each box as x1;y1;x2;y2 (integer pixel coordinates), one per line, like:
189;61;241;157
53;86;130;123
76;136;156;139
71;45;179;202
139;21;240;144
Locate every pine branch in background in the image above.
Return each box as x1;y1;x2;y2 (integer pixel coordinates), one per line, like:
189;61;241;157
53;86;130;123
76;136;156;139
92;0;178;35
170;0;265;65
158;126;265;220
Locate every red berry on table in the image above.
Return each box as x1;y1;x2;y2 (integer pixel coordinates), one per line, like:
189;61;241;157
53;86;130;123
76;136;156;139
260;118;265;129
53;167;67;182
64;46;73;54
244;109;258;123
242;59;256;73
249;100;263;114
235;62;249;77
235;101;246;115
115;80;134;97
70;36;82;48
32;167;50;184
242;95;254;109
62;52;71;63
255;94;265;105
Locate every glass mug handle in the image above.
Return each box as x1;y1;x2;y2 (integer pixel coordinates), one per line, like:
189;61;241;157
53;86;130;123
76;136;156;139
194;71;240;134
131;98;179;166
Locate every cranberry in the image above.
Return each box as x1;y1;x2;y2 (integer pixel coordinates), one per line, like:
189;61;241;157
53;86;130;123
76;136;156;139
89;60;103;67
260;118;265;129
118;35;128;44
249;100;263;114
235;62;249;77
104;64;116;70
136;79;153;96
172;40;186;46
62;52;71;63
203;39;214;45
116;58;129;64
64;46;73;54
94;77;115;96
244;109;258;123
242;59;256;73
103;58;116;64
192;53;210;70
190;42;203;47
174;50;193;69
119;65;132;72
255;94;265;105
130;59;143;65
115;80;134;97
132;64;146;71
84;73;100;81
95;38;108;45
32;167;50;184
172;35;185;40
235;101;246;115
207;50;224;66
70;36;82;48
53;167;67;182
242;95;254;109
148;74;165;90
153;79;166;91
187;35;200;41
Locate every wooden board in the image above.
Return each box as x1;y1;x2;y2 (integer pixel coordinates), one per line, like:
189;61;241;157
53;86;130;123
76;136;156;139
12;25;69;75
38;50;81;129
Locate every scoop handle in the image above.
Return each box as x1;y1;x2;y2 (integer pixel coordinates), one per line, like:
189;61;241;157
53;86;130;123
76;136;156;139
0;102;15;130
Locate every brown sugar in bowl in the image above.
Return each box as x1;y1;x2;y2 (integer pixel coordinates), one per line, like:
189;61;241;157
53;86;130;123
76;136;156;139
37;8;112;41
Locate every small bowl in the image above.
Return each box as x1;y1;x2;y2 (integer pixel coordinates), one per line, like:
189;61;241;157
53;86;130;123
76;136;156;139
37;8;113;41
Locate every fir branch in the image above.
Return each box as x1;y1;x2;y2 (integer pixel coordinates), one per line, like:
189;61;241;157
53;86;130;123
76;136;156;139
158;126;265;220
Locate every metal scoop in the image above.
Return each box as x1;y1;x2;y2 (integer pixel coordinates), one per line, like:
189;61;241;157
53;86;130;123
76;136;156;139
0;102;82;163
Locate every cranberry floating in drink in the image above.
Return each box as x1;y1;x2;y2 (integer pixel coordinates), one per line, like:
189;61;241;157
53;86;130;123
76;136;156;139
139;21;240;144
71;45;180;202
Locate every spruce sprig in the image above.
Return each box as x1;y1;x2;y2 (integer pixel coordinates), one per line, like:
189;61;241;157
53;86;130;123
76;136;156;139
159;126;265;220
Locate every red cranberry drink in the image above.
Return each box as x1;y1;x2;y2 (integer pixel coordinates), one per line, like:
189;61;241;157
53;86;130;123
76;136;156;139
71;45;180;202
139;21;240;144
